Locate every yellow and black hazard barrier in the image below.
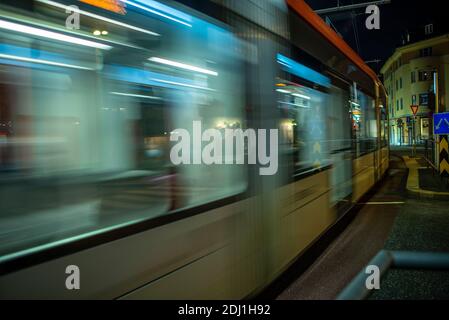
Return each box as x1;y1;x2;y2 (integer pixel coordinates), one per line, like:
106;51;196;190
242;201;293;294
440;135;449;177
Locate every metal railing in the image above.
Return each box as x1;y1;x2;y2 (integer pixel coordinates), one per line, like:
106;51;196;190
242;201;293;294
424;138;438;172
337;250;449;300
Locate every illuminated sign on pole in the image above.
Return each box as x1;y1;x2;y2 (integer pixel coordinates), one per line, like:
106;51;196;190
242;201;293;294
434;112;449;135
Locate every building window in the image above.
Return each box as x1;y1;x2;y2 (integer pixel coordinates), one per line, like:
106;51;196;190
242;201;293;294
419;70;431;81
411;71;416;83
419;93;429;106
401;98;404;110
397;100;399;111
425;24;433;35
412;95;417;105
419;47;432;57
396;80;399;90
400;78;403;89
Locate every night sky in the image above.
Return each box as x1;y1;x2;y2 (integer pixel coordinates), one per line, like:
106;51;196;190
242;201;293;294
304;0;449;73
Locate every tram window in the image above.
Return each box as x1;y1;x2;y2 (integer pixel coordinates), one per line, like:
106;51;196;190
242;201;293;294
351;85;378;157
380;105;388;148
276;79;331;175
0;2;246;258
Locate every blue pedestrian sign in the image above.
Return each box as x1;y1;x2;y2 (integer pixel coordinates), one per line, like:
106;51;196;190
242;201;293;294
434;112;449;135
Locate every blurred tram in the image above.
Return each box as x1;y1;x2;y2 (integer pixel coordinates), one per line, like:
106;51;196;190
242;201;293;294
0;0;389;299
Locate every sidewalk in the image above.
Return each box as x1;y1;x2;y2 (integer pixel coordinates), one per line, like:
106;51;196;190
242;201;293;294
402;156;449;199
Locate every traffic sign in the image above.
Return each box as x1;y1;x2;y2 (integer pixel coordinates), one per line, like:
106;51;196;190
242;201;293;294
434;112;449;135
410;105;419;116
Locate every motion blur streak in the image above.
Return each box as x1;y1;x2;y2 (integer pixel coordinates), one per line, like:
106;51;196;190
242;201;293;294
0;54;94;70
0;19;112;50
123;0;193;27
37;0;160;36
110;92;162;100
149;57;218;76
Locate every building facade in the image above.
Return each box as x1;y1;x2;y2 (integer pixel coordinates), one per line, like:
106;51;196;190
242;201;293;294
381;34;449;146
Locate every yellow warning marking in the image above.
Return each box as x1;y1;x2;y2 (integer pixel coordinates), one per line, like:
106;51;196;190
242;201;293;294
440;158;449;174
440;137;449;153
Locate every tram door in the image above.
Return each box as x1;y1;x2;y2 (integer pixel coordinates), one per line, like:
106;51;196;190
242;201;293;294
328;85;353;215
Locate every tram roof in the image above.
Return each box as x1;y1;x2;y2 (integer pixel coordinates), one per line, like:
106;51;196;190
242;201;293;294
287;0;381;86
